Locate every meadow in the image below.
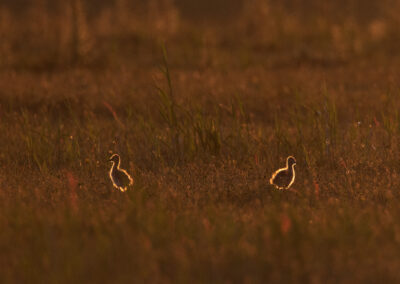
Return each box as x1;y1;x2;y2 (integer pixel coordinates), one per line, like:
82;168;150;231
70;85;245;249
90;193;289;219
2;0;400;282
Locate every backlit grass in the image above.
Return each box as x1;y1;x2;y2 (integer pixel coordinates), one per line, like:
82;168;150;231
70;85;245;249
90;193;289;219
2;1;400;283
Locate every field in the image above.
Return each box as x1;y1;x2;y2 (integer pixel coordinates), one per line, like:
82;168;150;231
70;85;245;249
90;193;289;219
2;1;400;283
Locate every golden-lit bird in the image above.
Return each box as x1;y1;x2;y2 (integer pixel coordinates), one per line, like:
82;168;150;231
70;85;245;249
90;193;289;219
270;156;296;190
109;154;133;192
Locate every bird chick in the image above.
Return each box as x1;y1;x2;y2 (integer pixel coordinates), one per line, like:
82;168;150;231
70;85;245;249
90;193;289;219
109;154;133;192
270;156;296;190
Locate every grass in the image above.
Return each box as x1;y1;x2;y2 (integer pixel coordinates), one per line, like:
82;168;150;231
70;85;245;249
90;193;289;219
2;1;400;283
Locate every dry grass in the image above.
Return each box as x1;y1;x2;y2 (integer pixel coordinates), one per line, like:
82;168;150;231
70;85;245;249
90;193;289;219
2;1;400;283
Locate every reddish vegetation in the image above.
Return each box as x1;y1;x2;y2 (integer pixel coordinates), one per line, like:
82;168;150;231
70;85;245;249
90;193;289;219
1;1;400;283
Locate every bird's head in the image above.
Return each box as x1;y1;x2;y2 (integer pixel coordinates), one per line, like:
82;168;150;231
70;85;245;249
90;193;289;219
287;156;296;167
109;154;120;164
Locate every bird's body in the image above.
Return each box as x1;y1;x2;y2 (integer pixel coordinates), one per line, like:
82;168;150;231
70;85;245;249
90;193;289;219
109;154;133;192
270;156;296;190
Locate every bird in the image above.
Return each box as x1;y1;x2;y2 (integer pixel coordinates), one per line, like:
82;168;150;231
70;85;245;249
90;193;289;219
270;156;296;190
108;153;133;192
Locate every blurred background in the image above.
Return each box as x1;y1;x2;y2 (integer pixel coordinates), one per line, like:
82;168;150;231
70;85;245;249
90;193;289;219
3;2;400;283
0;0;398;70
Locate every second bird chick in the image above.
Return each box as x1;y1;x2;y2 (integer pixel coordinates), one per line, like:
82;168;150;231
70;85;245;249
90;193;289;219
270;156;296;190
109;153;133;192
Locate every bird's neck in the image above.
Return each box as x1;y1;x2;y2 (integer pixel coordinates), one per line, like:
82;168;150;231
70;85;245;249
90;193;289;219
112;161;120;170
